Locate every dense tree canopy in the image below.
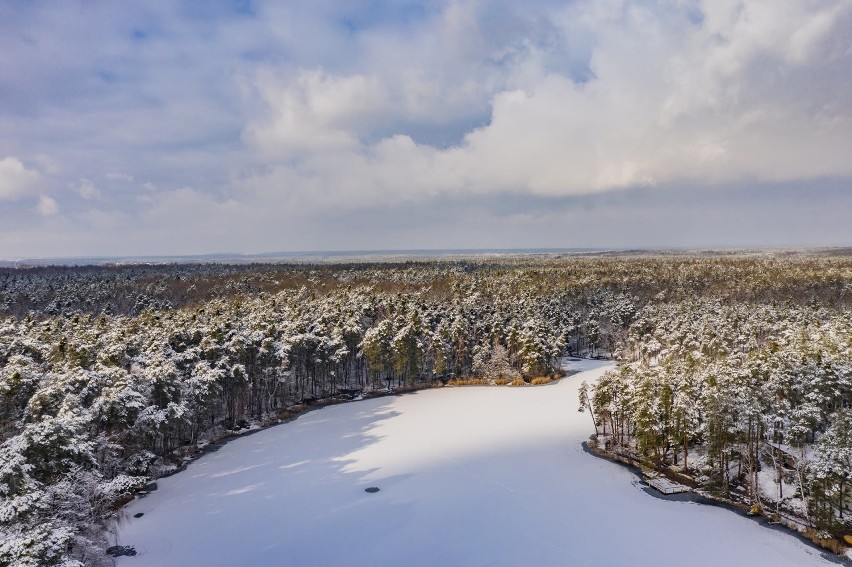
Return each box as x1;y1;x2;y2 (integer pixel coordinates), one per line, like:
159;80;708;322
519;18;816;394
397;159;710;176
2;254;851;564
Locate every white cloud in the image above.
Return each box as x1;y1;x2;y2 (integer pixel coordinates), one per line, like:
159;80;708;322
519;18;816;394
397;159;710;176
73;178;102;200
0;157;40;201
36;195;59;216
236;0;852;209
244;69;391;156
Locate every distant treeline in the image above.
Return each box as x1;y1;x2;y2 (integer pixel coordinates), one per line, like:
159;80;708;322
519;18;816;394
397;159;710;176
3;255;852;318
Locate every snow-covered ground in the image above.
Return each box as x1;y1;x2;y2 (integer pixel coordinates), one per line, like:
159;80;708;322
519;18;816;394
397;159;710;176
115;359;840;566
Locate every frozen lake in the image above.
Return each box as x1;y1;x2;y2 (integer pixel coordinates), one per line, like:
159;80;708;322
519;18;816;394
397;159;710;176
116;359;841;566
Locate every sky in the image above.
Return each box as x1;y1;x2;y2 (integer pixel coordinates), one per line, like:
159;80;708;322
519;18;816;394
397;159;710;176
1;0;851;258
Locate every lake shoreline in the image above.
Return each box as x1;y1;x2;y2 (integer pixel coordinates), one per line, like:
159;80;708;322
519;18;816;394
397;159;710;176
139;359;589;483
582;441;852;565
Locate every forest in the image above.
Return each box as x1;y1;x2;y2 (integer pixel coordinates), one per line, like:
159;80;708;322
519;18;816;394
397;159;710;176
582;298;852;548
1;253;851;565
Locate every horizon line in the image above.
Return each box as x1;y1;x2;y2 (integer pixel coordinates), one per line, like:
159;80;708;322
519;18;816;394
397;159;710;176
3;245;852;267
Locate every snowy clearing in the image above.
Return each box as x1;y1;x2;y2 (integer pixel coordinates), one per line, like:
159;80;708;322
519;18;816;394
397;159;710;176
115;359;841;566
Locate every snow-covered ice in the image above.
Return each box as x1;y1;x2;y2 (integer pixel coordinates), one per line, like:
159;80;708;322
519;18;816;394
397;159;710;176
115;359;840;566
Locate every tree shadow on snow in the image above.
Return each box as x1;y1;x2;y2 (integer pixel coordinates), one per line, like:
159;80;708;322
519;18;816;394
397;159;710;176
114;396;417;565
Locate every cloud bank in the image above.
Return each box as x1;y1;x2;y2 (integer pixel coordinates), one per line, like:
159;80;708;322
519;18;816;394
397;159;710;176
1;0;851;256
0;157;40;201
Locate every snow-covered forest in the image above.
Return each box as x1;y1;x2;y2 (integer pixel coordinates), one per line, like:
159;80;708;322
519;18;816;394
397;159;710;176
1;254;851;564
584;298;852;549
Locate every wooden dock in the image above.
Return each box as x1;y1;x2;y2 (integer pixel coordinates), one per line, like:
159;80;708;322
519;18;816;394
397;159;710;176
646;474;691;495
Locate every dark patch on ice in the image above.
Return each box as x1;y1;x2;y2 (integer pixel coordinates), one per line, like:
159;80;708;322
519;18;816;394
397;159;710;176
365;486;380;493
106;545;136;557
133;512;144;518
582;442;852;566
134;482;157;499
